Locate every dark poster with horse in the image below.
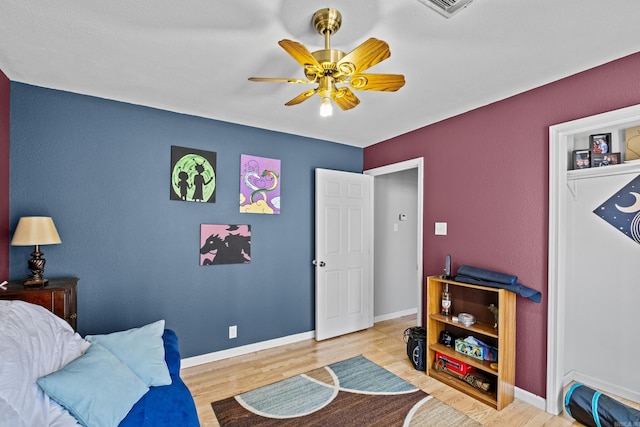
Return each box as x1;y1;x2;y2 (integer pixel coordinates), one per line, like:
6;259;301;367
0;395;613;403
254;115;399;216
200;224;251;265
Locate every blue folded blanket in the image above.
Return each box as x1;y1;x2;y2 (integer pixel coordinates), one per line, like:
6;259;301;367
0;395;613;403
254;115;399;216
456;265;517;285
455;265;541;303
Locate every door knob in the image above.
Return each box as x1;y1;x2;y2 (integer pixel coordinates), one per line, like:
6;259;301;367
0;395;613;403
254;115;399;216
312;260;326;267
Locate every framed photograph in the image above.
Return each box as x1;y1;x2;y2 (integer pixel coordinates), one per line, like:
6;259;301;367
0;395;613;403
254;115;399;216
589;133;611;154
608;153;621;165
591;152;620;167
572;149;591;170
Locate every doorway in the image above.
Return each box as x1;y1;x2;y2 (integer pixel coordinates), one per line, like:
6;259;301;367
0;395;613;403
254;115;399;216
365;158;424;325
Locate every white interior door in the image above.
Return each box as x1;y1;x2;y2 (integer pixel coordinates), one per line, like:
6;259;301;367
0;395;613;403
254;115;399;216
314;168;373;341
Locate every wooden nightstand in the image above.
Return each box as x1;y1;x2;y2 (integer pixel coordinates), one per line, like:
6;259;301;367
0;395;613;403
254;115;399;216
0;277;78;330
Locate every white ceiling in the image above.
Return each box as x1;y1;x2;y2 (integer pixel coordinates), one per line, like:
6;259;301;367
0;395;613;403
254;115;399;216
1;0;640;148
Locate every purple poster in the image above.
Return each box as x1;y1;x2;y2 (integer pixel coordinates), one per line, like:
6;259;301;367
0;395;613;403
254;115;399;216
240;154;280;214
200;224;251;265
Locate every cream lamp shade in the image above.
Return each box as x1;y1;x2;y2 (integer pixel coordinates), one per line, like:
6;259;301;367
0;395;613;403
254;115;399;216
11;216;62;246
11;216;61;286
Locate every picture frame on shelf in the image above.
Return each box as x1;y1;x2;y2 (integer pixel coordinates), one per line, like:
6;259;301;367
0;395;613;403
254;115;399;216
591;152;620;167
572;149;591;170
589;133;611;154
624;125;640;162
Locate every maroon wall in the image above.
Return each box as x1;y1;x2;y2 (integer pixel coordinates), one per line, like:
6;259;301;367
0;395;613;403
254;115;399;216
364;52;640;398
0;69;9;280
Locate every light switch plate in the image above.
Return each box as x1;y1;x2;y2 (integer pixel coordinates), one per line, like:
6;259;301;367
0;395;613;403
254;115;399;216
435;222;447;235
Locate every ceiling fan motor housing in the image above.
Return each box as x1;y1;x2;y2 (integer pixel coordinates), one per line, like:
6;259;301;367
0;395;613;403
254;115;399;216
311;50;345;73
312;8;342;36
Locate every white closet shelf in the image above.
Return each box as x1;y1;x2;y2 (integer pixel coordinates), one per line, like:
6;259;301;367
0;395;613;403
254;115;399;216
567;160;640;181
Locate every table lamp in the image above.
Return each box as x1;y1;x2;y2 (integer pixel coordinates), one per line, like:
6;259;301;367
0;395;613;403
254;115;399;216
11;216;62;286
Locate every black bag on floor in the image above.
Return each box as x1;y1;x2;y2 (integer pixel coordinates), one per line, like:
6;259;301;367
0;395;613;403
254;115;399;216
565;383;640;427
403;327;426;371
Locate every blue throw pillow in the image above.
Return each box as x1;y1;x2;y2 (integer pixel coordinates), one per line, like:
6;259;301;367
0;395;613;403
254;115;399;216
37;343;149;427
86;320;171;387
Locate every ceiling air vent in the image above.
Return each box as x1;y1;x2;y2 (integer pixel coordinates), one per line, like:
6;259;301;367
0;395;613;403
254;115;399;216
417;0;475;18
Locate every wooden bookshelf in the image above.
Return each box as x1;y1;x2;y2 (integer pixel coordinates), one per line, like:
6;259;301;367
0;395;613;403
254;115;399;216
426;276;515;410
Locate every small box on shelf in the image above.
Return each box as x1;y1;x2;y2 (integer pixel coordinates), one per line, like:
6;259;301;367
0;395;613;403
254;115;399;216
435;351;475;376
455;337;498;362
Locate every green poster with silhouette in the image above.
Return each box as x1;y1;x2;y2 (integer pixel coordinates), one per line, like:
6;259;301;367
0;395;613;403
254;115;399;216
170;146;216;203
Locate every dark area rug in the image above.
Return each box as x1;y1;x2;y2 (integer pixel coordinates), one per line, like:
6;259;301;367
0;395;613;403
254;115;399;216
211;355;481;426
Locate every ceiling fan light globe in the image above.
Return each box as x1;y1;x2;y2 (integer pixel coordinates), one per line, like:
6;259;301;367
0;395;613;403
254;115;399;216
320;97;333;117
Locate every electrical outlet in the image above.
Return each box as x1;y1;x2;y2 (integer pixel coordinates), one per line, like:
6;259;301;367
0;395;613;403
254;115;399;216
229;325;237;339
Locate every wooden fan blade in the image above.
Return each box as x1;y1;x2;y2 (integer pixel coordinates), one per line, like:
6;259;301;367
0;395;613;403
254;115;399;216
278;39;323;74
249;77;313;84
336;38;391;76
331;87;360;111
285;89;318;106
349;74;406;92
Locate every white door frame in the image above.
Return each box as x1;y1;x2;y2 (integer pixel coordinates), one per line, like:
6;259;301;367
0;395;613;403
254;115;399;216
547;104;640;414
364;157;424;325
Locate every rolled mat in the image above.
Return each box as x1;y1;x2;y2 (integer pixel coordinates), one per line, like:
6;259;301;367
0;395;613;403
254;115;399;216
456;265;517;285
454;265;541;303
565;383;640;427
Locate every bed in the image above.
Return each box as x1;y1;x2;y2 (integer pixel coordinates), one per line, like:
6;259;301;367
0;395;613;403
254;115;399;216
0;300;200;427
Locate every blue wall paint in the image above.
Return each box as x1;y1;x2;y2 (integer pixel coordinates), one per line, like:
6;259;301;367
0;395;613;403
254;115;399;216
9;83;362;357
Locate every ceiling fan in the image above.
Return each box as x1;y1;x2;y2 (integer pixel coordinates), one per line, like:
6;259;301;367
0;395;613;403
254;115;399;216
248;8;405;117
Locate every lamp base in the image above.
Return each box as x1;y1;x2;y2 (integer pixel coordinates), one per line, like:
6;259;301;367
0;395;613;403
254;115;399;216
23;277;49;287
24;246;48;287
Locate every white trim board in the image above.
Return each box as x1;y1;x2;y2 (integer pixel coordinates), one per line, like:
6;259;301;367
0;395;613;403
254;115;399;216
563;371;640;404
516;388;546;411
181;331;314;369
547;103;640;415
374;308;418;323
181;308;417;369
365;157;424;326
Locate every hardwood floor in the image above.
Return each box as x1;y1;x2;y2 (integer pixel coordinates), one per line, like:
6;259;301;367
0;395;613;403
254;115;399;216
181;315;578;426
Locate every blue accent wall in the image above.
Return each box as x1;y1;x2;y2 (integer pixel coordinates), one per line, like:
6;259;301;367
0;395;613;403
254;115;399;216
9;83;362;358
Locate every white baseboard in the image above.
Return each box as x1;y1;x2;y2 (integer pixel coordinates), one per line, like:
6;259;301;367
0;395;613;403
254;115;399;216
374;307;418;323
491;379;635;414
515;386;546;411
182;310;418;369
181;331;315;369
570;372;640;403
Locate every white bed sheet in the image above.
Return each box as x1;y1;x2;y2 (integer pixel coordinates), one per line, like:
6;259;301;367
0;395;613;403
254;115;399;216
0;300;89;427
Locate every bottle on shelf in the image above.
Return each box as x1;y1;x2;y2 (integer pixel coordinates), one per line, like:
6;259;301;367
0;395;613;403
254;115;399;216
441;283;452;316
